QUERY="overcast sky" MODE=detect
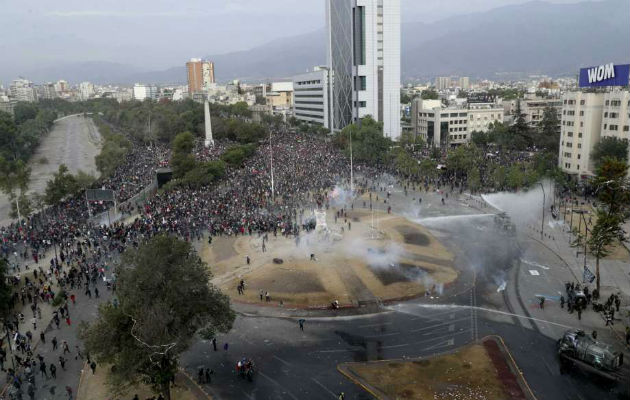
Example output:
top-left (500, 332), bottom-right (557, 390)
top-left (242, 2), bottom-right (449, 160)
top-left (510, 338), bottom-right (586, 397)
top-left (1, 0), bottom-right (597, 74)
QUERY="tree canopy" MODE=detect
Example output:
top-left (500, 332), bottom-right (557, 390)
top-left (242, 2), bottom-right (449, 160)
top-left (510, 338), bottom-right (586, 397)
top-left (80, 236), bottom-right (234, 400)
top-left (591, 137), bottom-right (629, 169)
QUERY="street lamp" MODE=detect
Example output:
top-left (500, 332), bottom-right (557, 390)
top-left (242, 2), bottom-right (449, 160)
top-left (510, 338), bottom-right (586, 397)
top-left (538, 182), bottom-right (545, 240)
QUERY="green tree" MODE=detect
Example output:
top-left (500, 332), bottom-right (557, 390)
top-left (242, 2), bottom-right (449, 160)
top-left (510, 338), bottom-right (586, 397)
top-left (0, 258), bottom-right (12, 322)
top-left (421, 89), bottom-right (438, 100)
top-left (535, 106), bottom-right (561, 150)
top-left (0, 111), bottom-right (19, 161)
top-left (593, 158), bottom-right (630, 217)
top-left (170, 132), bottom-right (196, 178)
top-left (337, 117), bottom-right (392, 165)
top-left (13, 102), bottom-right (39, 125)
top-left (419, 158), bottom-right (438, 179)
top-left (588, 212), bottom-right (626, 292)
top-left (591, 137), bottom-right (629, 169)
top-left (0, 158), bottom-right (31, 221)
top-left (44, 164), bottom-right (80, 205)
top-left (221, 144), bottom-right (257, 167)
top-left (80, 236), bottom-right (235, 400)
top-left (509, 100), bottom-right (533, 150)
top-left (181, 160), bottom-right (226, 188)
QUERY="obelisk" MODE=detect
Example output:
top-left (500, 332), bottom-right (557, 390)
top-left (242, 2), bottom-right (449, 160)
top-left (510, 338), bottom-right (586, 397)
top-left (204, 98), bottom-right (214, 148)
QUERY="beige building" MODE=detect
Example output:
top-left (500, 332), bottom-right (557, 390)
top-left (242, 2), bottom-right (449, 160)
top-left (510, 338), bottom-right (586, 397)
top-left (186, 58), bottom-right (215, 94)
top-left (558, 92), bottom-right (604, 177)
top-left (411, 99), bottom-right (503, 147)
top-left (503, 96), bottom-right (562, 126)
top-left (600, 90), bottom-right (630, 169)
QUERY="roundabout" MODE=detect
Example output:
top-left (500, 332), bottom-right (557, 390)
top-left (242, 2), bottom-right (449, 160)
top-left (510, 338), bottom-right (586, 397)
top-left (201, 208), bottom-right (458, 308)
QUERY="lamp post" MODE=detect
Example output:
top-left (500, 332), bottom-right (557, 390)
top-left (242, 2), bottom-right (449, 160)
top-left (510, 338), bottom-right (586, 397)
top-left (538, 182), bottom-right (545, 240)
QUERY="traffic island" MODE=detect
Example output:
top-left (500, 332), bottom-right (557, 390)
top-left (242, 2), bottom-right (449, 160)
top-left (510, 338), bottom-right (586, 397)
top-left (338, 336), bottom-right (535, 400)
top-left (201, 209), bottom-right (457, 309)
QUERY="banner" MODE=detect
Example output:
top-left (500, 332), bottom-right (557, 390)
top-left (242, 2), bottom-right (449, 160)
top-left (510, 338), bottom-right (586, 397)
top-left (583, 266), bottom-right (596, 283)
top-left (579, 63), bottom-right (630, 88)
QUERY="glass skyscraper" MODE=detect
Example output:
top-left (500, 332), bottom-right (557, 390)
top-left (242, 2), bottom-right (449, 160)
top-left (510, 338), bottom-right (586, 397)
top-left (326, 0), bottom-right (401, 139)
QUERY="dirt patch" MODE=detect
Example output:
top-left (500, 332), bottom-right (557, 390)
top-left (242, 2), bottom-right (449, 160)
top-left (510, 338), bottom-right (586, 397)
top-left (396, 226), bottom-right (430, 246)
top-left (368, 263), bottom-right (427, 285)
top-left (483, 339), bottom-right (527, 400)
top-left (250, 268), bottom-right (326, 293)
top-left (344, 343), bottom-right (509, 400)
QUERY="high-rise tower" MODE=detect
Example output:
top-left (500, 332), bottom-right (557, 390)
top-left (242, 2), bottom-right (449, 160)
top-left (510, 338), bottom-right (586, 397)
top-left (326, 0), bottom-right (401, 139)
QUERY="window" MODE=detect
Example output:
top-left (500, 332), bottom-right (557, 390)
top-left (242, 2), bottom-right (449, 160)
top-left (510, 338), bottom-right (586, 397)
top-left (567, 132), bottom-right (573, 137)
top-left (578, 143), bottom-right (582, 149)
top-left (624, 126), bottom-right (629, 132)
top-left (578, 132), bottom-right (582, 138)
top-left (579, 111), bottom-right (584, 116)
top-left (577, 154), bottom-right (581, 160)
top-left (604, 124), bottom-right (607, 129)
top-left (355, 76), bottom-right (367, 91)
top-left (610, 112), bottom-right (618, 118)
top-left (577, 164), bottom-right (580, 170)
top-left (605, 100), bottom-right (610, 106)
top-left (609, 125), bottom-right (618, 131)
top-left (580, 100), bottom-right (585, 105)
top-left (604, 112), bottom-right (608, 117)
top-left (580, 122), bottom-right (583, 127)
top-left (566, 142), bottom-right (573, 148)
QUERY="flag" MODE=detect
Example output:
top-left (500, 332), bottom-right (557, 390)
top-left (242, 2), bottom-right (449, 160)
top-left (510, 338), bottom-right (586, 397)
top-left (583, 266), bottom-right (595, 283)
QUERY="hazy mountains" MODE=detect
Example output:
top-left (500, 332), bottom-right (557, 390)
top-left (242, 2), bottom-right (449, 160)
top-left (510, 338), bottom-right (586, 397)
top-left (7, 0), bottom-right (628, 85)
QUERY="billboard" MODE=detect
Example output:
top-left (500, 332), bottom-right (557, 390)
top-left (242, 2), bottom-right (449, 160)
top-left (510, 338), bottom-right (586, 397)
top-left (579, 63), bottom-right (630, 88)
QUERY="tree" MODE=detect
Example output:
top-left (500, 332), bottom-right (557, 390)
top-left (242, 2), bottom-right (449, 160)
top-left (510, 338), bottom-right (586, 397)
top-left (13, 102), bottom-right (39, 125)
top-left (181, 160), bottom-right (226, 188)
top-left (421, 89), bottom-right (438, 100)
top-left (591, 137), bottom-right (629, 169)
top-left (0, 158), bottom-right (31, 221)
top-left (0, 258), bottom-right (13, 322)
top-left (44, 164), bottom-right (80, 205)
top-left (588, 212), bottom-right (626, 292)
top-left (80, 236), bottom-right (235, 400)
top-left (509, 100), bottom-right (533, 150)
top-left (221, 144), bottom-right (257, 167)
top-left (0, 111), bottom-right (19, 161)
top-left (536, 106), bottom-right (561, 151)
top-left (336, 117), bottom-right (392, 165)
top-left (170, 132), bottom-right (196, 178)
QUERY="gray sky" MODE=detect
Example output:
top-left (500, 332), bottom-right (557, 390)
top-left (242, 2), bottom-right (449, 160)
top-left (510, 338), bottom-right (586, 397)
top-left (0, 0), bottom-right (595, 74)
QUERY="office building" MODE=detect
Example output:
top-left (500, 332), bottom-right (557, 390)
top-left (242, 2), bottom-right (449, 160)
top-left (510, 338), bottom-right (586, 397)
top-left (292, 67), bottom-right (331, 128)
top-left (186, 58), bottom-right (215, 94)
top-left (326, 0), bottom-right (401, 139)
top-left (503, 96), bottom-right (563, 126)
top-left (435, 77), bottom-right (451, 91)
top-left (411, 99), bottom-right (503, 147)
top-left (0, 95), bottom-right (16, 115)
top-left (558, 92), bottom-right (604, 177)
top-left (459, 77), bottom-right (470, 90)
top-left (133, 83), bottom-right (158, 101)
top-left (79, 82), bottom-right (95, 100)
top-left (10, 79), bottom-right (37, 102)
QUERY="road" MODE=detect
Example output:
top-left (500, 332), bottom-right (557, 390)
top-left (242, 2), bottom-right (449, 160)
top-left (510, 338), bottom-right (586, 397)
top-left (179, 183), bottom-right (628, 400)
top-left (0, 114), bottom-right (101, 225)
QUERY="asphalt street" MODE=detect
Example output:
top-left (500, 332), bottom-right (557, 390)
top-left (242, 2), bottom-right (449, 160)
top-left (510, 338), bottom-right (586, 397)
top-left (179, 184), bottom-right (628, 400)
top-left (0, 114), bottom-right (101, 225)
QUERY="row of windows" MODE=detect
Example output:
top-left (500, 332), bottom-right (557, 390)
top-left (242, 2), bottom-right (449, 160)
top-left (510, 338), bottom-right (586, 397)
top-left (294, 88), bottom-right (323, 92)
top-left (602, 124), bottom-right (629, 131)
top-left (565, 132), bottom-right (583, 138)
top-left (295, 106), bottom-right (323, 112)
top-left (294, 94), bottom-right (323, 98)
top-left (449, 127), bottom-right (466, 132)
top-left (294, 101), bottom-right (323, 105)
top-left (562, 141), bottom-right (582, 149)
top-left (295, 80), bottom-right (322, 86)
top-left (295, 112), bottom-right (324, 120)
top-left (450, 134), bottom-right (468, 140)
top-left (564, 163), bottom-right (580, 170)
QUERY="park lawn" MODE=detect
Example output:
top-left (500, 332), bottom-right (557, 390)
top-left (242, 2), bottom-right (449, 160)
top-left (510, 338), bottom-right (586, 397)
top-left (346, 344), bottom-right (506, 400)
top-left (77, 365), bottom-right (197, 400)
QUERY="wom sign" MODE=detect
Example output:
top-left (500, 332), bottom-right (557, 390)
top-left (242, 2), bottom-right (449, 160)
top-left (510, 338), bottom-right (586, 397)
top-left (579, 63), bottom-right (630, 88)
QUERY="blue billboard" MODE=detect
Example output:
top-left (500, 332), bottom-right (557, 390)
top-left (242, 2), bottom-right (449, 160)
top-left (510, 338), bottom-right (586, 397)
top-left (579, 63), bottom-right (630, 88)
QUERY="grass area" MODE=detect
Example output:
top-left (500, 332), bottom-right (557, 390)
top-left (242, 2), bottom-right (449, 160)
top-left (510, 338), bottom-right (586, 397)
top-left (77, 365), bottom-right (197, 400)
top-left (345, 344), bottom-right (506, 400)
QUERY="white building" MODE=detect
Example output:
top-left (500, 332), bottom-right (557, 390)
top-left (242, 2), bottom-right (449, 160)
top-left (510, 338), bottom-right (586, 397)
top-left (9, 78), bottom-right (37, 102)
top-left (459, 77), bottom-right (470, 90)
top-left (326, 0), bottom-right (401, 139)
top-left (133, 84), bottom-right (158, 101)
top-left (435, 77), bottom-right (451, 91)
top-left (502, 96), bottom-right (563, 126)
top-left (558, 92), bottom-right (604, 177)
top-left (411, 99), bottom-right (503, 147)
top-left (79, 82), bottom-right (95, 100)
top-left (292, 67), bottom-right (331, 128)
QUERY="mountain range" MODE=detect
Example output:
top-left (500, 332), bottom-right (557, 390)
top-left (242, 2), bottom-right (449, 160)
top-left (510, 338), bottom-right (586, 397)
top-left (8, 0), bottom-right (629, 85)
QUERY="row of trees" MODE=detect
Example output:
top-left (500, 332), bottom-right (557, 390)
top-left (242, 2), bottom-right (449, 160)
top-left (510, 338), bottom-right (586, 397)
top-left (0, 104), bottom-right (57, 163)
